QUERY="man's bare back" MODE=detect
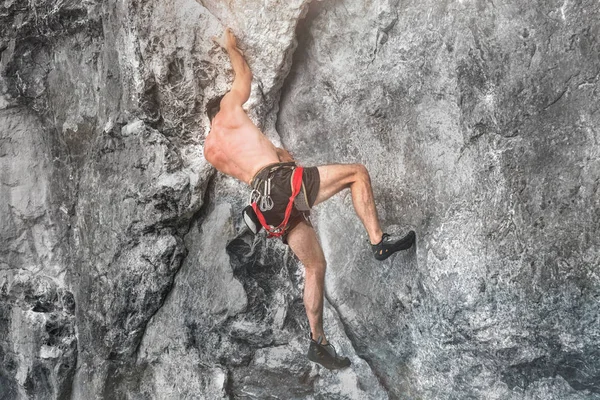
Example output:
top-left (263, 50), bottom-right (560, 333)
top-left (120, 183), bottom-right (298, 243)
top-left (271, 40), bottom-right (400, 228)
top-left (203, 29), bottom-right (283, 185)
top-left (204, 105), bottom-right (280, 184)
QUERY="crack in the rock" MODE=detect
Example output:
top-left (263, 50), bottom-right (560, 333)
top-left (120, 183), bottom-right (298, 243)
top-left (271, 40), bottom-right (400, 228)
top-left (543, 86), bottom-right (569, 111)
top-left (223, 366), bottom-right (235, 400)
top-left (272, 2), bottom-right (392, 393)
top-left (323, 293), bottom-right (391, 397)
top-left (544, 73), bottom-right (579, 111)
top-left (273, 0), bottom-right (320, 151)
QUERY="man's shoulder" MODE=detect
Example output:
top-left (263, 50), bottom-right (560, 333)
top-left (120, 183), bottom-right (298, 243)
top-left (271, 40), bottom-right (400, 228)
top-left (213, 103), bottom-right (248, 125)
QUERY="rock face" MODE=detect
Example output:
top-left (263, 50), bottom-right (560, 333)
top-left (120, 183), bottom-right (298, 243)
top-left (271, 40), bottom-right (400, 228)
top-left (1, 0), bottom-right (599, 399)
top-left (279, 1), bottom-right (600, 399)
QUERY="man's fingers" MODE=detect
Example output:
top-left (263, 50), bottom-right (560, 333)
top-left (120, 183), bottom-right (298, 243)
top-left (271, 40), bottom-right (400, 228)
top-left (211, 35), bottom-right (223, 47)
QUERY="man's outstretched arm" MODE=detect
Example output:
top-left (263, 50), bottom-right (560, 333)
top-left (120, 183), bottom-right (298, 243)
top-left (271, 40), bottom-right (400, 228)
top-left (215, 28), bottom-right (252, 107)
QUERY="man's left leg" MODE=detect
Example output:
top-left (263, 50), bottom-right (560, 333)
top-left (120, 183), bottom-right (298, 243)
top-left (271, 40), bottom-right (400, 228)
top-left (314, 164), bottom-right (415, 260)
top-left (285, 221), bottom-right (350, 369)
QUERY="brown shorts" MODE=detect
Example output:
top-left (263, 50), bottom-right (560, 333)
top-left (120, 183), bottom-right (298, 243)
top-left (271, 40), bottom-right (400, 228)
top-left (251, 163), bottom-right (320, 244)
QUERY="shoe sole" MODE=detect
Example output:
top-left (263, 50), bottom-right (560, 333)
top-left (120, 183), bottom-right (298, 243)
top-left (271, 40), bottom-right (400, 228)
top-left (307, 354), bottom-right (351, 370)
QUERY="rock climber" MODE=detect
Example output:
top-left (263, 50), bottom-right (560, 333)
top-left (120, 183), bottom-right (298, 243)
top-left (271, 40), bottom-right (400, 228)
top-left (204, 28), bottom-right (415, 370)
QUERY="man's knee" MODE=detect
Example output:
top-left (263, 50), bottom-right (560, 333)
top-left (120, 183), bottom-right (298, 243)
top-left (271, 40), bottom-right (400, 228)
top-left (304, 259), bottom-right (327, 274)
top-left (353, 163), bottom-right (370, 183)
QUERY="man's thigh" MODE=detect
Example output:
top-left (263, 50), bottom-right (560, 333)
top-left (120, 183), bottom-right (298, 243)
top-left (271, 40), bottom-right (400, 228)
top-left (286, 221), bottom-right (326, 267)
top-left (313, 164), bottom-right (362, 206)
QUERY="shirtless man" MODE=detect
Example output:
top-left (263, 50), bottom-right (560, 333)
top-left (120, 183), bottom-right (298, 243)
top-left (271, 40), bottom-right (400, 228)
top-left (204, 28), bottom-right (415, 370)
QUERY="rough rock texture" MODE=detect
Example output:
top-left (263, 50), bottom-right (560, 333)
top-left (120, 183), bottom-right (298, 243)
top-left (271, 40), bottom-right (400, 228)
top-left (279, 1), bottom-right (600, 399)
top-left (1, 0), bottom-right (599, 399)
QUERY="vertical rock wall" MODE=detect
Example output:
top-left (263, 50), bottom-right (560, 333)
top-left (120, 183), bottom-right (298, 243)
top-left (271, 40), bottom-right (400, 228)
top-left (278, 0), bottom-right (600, 399)
top-left (1, 0), bottom-right (599, 398)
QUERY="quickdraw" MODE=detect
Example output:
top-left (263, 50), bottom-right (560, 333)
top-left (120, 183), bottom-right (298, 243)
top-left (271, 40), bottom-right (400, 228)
top-left (251, 166), bottom-right (304, 238)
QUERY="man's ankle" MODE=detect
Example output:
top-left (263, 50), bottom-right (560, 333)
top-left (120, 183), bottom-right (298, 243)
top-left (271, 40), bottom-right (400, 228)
top-left (369, 231), bottom-right (384, 245)
top-left (311, 333), bottom-right (328, 345)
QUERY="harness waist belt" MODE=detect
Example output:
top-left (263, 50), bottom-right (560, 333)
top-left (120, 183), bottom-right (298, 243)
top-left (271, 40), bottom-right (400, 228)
top-left (251, 162), bottom-right (297, 189)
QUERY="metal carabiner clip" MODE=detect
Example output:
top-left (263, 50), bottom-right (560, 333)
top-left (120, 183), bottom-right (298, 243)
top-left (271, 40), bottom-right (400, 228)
top-left (250, 188), bottom-right (261, 204)
top-left (259, 178), bottom-right (274, 211)
top-left (260, 195), bottom-right (274, 211)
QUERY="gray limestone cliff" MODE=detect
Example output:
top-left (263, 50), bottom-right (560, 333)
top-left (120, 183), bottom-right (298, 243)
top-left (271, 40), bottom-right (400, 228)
top-left (1, 0), bottom-right (599, 399)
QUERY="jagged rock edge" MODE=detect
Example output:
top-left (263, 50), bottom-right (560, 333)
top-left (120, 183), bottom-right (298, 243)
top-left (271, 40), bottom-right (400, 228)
top-left (132, 168), bottom-right (218, 362)
top-left (325, 294), bottom-right (391, 396)
top-left (262, 1), bottom-right (312, 143)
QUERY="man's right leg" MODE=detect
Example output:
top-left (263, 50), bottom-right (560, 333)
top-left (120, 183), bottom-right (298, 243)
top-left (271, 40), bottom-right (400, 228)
top-left (286, 221), bottom-right (351, 370)
top-left (314, 164), bottom-right (383, 245)
top-left (285, 221), bottom-right (327, 342)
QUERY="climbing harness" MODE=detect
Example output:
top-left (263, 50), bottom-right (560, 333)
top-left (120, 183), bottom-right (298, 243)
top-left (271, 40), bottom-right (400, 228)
top-left (244, 163), bottom-right (305, 238)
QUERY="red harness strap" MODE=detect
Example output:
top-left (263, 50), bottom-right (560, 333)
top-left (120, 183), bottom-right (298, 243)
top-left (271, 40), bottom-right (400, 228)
top-left (252, 166), bottom-right (304, 238)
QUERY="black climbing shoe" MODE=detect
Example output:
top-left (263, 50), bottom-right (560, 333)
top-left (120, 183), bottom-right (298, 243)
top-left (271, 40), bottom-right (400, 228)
top-left (307, 336), bottom-right (351, 370)
top-left (372, 231), bottom-right (416, 261)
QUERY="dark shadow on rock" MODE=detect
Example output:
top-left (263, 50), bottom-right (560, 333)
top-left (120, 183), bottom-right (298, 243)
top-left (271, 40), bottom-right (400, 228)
top-left (225, 229), bottom-right (290, 342)
top-left (501, 348), bottom-right (600, 394)
top-left (224, 228), bottom-right (316, 397)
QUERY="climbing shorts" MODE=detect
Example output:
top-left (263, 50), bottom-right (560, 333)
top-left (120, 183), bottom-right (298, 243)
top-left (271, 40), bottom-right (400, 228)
top-left (250, 162), bottom-right (320, 244)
